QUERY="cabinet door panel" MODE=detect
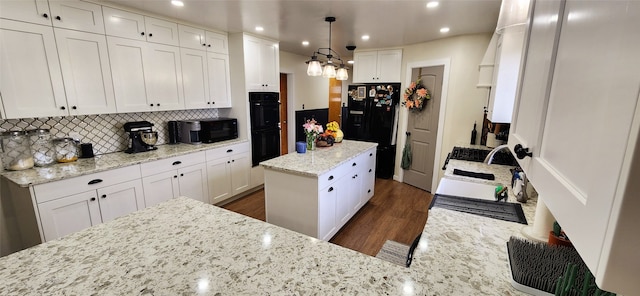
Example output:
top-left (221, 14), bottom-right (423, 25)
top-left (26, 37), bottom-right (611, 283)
top-left (243, 37), bottom-right (262, 90)
top-left (352, 51), bottom-right (378, 83)
top-left (207, 52), bottom-right (231, 108)
top-left (107, 36), bottom-right (151, 112)
top-left (38, 190), bottom-right (101, 242)
top-left (142, 171), bottom-right (179, 208)
top-left (508, 0), bottom-right (563, 172)
top-left (376, 50), bottom-right (402, 82)
top-left (0, 0), bottom-right (51, 26)
top-left (55, 29), bottom-right (116, 115)
top-left (178, 24), bottom-right (205, 50)
top-left (335, 176), bottom-right (352, 227)
top-left (97, 180), bottom-right (145, 223)
top-left (144, 16), bottom-right (178, 46)
top-left (230, 153), bottom-right (250, 195)
top-left (0, 20), bottom-right (67, 118)
top-left (48, 1), bottom-right (104, 34)
top-left (103, 7), bottom-right (145, 41)
top-left (178, 163), bottom-right (209, 204)
top-left (181, 48), bottom-right (210, 109)
top-left (318, 185), bottom-right (338, 241)
top-left (205, 31), bottom-right (227, 54)
top-left (259, 40), bottom-right (279, 91)
top-left (207, 157), bottom-right (231, 204)
top-left (146, 43), bottom-right (184, 111)
top-left (529, 0), bottom-right (640, 272)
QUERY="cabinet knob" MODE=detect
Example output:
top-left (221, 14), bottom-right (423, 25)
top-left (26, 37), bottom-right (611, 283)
top-left (55, 16), bottom-right (61, 21)
top-left (72, 106), bottom-right (77, 110)
top-left (207, 44), bottom-right (211, 47)
top-left (180, 173), bottom-right (184, 177)
top-left (202, 43), bottom-right (206, 47)
top-left (141, 32), bottom-right (145, 36)
top-left (211, 101), bottom-right (215, 105)
top-left (150, 103), bottom-right (154, 107)
top-left (352, 162), bottom-right (357, 167)
top-left (369, 153), bottom-right (373, 157)
top-left (369, 169), bottom-right (372, 173)
top-left (514, 144), bottom-right (533, 159)
top-left (148, 33), bottom-right (153, 37)
top-left (328, 175), bottom-right (334, 181)
top-left (90, 197), bottom-right (96, 201)
top-left (157, 103), bottom-right (160, 106)
top-left (207, 102), bottom-right (211, 104)
top-left (174, 175), bottom-right (178, 178)
top-left (227, 161), bottom-right (230, 164)
top-left (42, 13), bottom-right (48, 18)
top-left (231, 159), bottom-right (235, 162)
top-left (101, 194), bottom-right (106, 198)
top-left (328, 187), bottom-right (334, 192)
top-left (60, 106), bottom-right (66, 110)
top-left (368, 189), bottom-right (371, 193)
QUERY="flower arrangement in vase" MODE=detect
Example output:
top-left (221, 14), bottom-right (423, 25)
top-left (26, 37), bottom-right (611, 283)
top-left (302, 119), bottom-right (323, 150)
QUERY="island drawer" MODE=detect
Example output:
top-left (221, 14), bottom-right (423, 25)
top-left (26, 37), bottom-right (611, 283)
top-left (140, 151), bottom-right (205, 177)
top-left (33, 165), bottom-right (141, 203)
top-left (318, 161), bottom-right (352, 189)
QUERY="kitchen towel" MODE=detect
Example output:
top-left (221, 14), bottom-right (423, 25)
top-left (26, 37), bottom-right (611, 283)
top-left (401, 134), bottom-right (412, 169)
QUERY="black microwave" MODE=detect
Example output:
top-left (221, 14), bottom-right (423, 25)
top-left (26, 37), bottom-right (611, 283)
top-left (199, 118), bottom-right (238, 143)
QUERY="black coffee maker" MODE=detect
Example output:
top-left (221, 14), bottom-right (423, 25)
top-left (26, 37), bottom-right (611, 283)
top-left (124, 121), bottom-right (158, 154)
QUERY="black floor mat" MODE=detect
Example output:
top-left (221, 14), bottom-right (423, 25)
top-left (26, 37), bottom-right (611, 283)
top-left (430, 194), bottom-right (528, 224)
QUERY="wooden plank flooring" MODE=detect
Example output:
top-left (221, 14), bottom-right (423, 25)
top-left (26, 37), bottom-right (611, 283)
top-left (222, 178), bottom-right (433, 256)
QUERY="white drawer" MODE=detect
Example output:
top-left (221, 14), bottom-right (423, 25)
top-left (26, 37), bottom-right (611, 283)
top-left (140, 151), bottom-right (205, 177)
top-left (317, 161), bottom-right (351, 189)
top-left (33, 165), bottom-right (141, 203)
top-left (206, 142), bottom-right (250, 161)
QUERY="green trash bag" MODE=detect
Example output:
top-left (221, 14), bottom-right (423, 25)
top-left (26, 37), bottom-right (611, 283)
top-left (401, 134), bottom-right (412, 169)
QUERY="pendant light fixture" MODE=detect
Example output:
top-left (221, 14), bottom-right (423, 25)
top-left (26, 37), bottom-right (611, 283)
top-left (306, 17), bottom-right (349, 80)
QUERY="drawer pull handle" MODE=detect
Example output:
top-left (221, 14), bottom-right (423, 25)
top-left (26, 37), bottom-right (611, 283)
top-left (88, 179), bottom-right (103, 185)
top-left (352, 163), bottom-right (356, 167)
top-left (172, 161), bottom-right (182, 166)
top-left (328, 175), bottom-right (334, 181)
top-left (328, 187), bottom-right (334, 192)
top-left (227, 149), bottom-right (233, 153)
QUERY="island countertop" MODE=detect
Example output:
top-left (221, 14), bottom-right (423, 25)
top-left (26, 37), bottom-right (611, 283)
top-left (1, 139), bottom-right (247, 187)
top-left (259, 140), bottom-right (378, 177)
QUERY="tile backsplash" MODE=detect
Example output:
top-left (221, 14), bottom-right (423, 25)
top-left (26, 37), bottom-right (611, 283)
top-left (0, 109), bottom-right (218, 155)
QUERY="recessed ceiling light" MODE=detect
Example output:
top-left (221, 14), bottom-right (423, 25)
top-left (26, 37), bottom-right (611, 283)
top-left (440, 27), bottom-right (450, 33)
top-left (426, 1), bottom-right (439, 8)
top-left (347, 60), bottom-right (355, 64)
top-left (171, 0), bottom-right (184, 7)
top-left (302, 41), bottom-right (309, 46)
top-left (361, 35), bottom-right (370, 41)
top-left (255, 26), bottom-right (264, 32)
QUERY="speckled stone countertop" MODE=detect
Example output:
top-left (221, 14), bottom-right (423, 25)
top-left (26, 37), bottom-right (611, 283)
top-left (0, 158), bottom-right (537, 295)
top-left (259, 140), bottom-right (378, 177)
top-left (1, 139), bottom-right (247, 187)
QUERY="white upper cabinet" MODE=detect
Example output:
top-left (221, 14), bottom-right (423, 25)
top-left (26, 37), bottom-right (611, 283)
top-left (181, 48), bottom-right (210, 109)
top-left (509, 1), bottom-right (640, 293)
top-left (352, 49), bottom-right (402, 83)
top-left (107, 36), bottom-right (152, 112)
top-left (207, 52), bottom-right (231, 108)
top-left (0, 0), bottom-right (52, 26)
top-left (48, 1), bottom-right (104, 34)
top-left (146, 43), bottom-right (184, 111)
top-left (54, 28), bottom-right (116, 115)
top-left (0, 19), bottom-right (67, 118)
top-left (178, 24), bottom-right (227, 54)
top-left (243, 35), bottom-right (279, 91)
top-left (103, 7), bottom-right (179, 46)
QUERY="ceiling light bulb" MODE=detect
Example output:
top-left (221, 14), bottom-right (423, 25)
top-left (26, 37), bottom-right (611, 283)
top-left (322, 64), bottom-right (336, 78)
top-left (426, 1), bottom-right (439, 8)
top-left (171, 0), bottom-right (184, 7)
top-left (440, 27), bottom-right (450, 33)
top-left (361, 35), bottom-right (370, 41)
top-left (302, 41), bottom-right (309, 46)
top-left (255, 26), bottom-right (264, 32)
top-left (336, 67), bottom-right (349, 81)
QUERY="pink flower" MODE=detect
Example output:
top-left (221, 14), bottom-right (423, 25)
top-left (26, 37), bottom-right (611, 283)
top-left (416, 88), bottom-right (428, 98)
top-left (409, 82), bottom-right (416, 89)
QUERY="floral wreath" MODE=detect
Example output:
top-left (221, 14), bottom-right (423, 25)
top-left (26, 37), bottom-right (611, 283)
top-left (402, 79), bottom-right (430, 112)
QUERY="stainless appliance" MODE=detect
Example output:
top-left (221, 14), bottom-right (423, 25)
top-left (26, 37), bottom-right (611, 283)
top-left (200, 118), bottom-right (238, 143)
top-left (124, 121), bottom-right (158, 154)
top-left (179, 120), bottom-right (202, 145)
top-left (344, 83), bottom-right (401, 179)
top-left (249, 92), bottom-right (280, 166)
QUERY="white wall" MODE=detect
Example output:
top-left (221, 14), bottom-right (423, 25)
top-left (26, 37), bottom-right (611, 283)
top-left (279, 51), bottom-right (330, 111)
top-left (394, 33), bottom-right (492, 184)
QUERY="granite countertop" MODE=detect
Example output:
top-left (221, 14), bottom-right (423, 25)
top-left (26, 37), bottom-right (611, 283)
top-left (0, 158), bottom-right (537, 295)
top-left (259, 140), bottom-right (378, 177)
top-left (1, 139), bottom-right (247, 187)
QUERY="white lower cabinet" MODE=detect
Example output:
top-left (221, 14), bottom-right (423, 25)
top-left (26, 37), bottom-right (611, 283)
top-left (206, 143), bottom-right (251, 204)
top-left (140, 152), bottom-right (209, 205)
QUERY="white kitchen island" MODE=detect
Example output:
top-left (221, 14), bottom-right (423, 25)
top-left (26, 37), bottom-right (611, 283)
top-left (260, 140), bottom-right (378, 241)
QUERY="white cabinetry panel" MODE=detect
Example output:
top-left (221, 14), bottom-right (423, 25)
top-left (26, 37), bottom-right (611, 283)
top-left (146, 43), bottom-right (183, 111)
top-left (103, 7), bottom-right (145, 41)
top-left (207, 52), bottom-right (231, 108)
top-left (142, 170), bottom-right (179, 208)
top-left (48, 1), bottom-right (104, 34)
top-left (144, 16), bottom-right (178, 46)
top-left (181, 48), bottom-right (210, 109)
top-left (0, 0), bottom-right (52, 26)
top-left (54, 28), bottom-right (116, 115)
top-left (107, 36), bottom-right (151, 112)
top-left (96, 179), bottom-right (145, 223)
top-left (38, 190), bottom-right (101, 241)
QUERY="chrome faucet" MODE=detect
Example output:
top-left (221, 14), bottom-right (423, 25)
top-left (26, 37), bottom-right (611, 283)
top-left (483, 144), bottom-right (510, 164)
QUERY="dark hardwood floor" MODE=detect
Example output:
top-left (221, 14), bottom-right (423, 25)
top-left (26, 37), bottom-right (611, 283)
top-left (222, 178), bottom-right (433, 256)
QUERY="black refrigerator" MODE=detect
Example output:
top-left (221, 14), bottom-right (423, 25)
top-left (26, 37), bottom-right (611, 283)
top-left (249, 92), bottom-right (280, 166)
top-left (344, 83), bottom-right (400, 179)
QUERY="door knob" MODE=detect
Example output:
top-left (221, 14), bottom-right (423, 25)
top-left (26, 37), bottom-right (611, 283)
top-left (514, 144), bottom-right (533, 159)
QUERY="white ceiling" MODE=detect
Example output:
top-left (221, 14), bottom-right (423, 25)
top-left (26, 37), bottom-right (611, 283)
top-left (100, 0), bottom-right (501, 61)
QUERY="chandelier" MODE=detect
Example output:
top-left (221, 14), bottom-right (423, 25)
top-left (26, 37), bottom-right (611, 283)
top-left (306, 17), bottom-right (349, 80)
